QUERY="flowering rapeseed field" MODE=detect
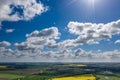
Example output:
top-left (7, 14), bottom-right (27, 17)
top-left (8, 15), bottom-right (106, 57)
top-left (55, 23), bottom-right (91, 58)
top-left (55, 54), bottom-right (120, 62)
top-left (52, 74), bottom-right (96, 80)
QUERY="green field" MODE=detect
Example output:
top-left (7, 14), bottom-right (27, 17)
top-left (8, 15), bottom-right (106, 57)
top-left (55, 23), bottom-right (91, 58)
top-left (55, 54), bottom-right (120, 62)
top-left (0, 63), bottom-right (120, 80)
top-left (97, 74), bottom-right (120, 80)
top-left (0, 72), bottom-right (52, 80)
top-left (0, 72), bottom-right (24, 80)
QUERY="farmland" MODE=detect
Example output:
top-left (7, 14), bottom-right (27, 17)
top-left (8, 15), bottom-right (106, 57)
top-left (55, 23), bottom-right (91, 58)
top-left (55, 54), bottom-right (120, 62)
top-left (0, 72), bottom-right (24, 80)
top-left (0, 66), bottom-right (7, 69)
top-left (52, 74), bottom-right (96, 80)
top-left (67, 64), bottom-right (87, 67)
top-left (0, 66), bottom-right (8, 70)
top-left (0, 62), bottom-right (120, 80)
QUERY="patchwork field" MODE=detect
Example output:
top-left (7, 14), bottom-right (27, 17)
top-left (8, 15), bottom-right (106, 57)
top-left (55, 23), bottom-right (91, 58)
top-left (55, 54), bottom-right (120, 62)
top-left (52, 74), bottom-right (96, 80)
top-left (67, 64), bottom-right (87, 67)
top-left (0, 66), bottom-right (8, 70)
top-left (0, 72), bottom-right (24, 80)
top-left (0, 63), bottom-right (119, 80)
top-left (0, 66), bottom-right (7, 69)
top-left (97, 74), bottom-right (120, 80)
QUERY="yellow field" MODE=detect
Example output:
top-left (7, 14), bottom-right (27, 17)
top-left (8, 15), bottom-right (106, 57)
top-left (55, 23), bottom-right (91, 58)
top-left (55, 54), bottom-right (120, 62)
top-left (0, 66), bottom-right (8, 69)
top-left (67, 64), bottom-right (86, 67)
top-left (52, 74), bottom-right (96, 80)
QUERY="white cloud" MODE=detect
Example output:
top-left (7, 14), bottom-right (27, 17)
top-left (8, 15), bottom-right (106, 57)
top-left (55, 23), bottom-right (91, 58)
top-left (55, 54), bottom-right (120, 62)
top-left (1, 19), bottom-right (120, 62)
top-left (73, 48), bottom-right (120, 60)
top-left (26, 27), bottom-right (60, 39)
top-left (1, 46), bottom-right (120, 62)
top-left (48, 39), bottom-right (77, 49)
top-left (15, 27), bottom-right (60, 51)
top-left (0, 0), bottom-right (47, 28)
top-left (0, 41), bottom-right (13, 58)
top-left (115, 40), bottom-right (120, 44)
top-left (0, 41), bottom-right (11, 47)
top-left (40, 20), bottom-right (120, 49)
top-left (6, 29), bottom-right (15, 33)
top-left (14, 42), bottom-right (36, 51)
top-left (67, 19), bottom-right (120, 45)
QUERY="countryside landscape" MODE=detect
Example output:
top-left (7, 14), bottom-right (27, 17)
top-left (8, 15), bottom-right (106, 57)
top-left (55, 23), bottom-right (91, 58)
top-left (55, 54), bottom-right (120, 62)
top-left (0, 62), bottom-right (120, 80)
top-left (0, 0), bottom-right (120, 80)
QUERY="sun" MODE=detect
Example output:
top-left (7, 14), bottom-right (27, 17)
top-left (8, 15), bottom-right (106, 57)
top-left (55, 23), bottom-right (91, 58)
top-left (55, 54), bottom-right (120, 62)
top-left (88, 0), bottom-right (96, 8)
top-left (88, 0), bottom-right (100, 6)
top-left (89, 0), bottom-right (95, 4)
top-left (68, 0), bottom-right (101, 10)
top-left (84, 0), bottom-right (101, 10)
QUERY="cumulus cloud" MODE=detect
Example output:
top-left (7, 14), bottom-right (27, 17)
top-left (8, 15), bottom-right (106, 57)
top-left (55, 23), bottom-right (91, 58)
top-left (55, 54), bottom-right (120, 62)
top-left (0, 0), bottom-right (47, 28)
top-left (1, 19), bottom-right (120, 62)
top-left (14, 27), bottom-right (60, 51)
top-left (41, 20), bottom-right (120, 49)
top-left (0, 41), bottom-right (11, 47)
top-left (14, 42), bottom-right (36, 51)
top-left (1, 46), bottom-right (120, 62)
top-left (0, 41), bottom-right (13, 59)
top-left (6, 29), bottom-right (15, 33)
top-left (48, 39), bottom-right (76, 49)
top-left (26, 27), bottom-right (60, 39)
top-left (115, 40), bottom-right (120, 44)
top-left (67, 19), bottom-right (120, 45)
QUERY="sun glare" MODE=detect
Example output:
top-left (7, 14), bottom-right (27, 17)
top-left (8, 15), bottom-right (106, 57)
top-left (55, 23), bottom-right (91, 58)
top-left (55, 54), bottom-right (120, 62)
top-left (87, 0), bottom-right (96, 8)
top-left (88, 0), bottom-right (100, 6)
top-left (84, 0), bottom-right (101, 10)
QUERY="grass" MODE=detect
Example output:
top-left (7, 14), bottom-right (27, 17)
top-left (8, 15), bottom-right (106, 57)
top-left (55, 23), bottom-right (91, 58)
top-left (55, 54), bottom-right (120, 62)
top-left (0, 72), bottom-right (24, 80)
top-left (97, 74), bottom-right (120, 80)
top-left (17, 75), bottom-right (51, 80)
top-left (52, 74), bottom-right (96, 80)
top-left (0, 72), bottom-right (52, 80)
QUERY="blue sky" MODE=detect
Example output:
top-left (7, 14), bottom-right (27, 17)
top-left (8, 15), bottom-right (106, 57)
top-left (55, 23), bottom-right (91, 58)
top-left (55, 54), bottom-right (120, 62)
top-left (0, 0), bottom-right (120, 62)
